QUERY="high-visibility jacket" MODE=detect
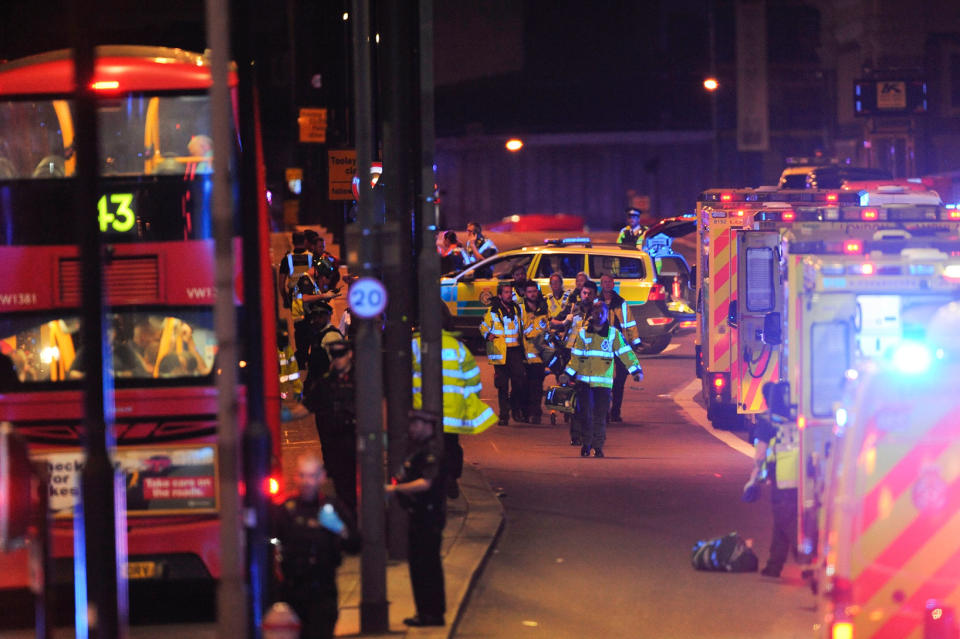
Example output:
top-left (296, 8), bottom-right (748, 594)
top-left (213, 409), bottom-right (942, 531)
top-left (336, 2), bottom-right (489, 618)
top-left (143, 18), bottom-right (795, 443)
top-left (520, 303), bottom-right (549, 364)
top-left (602, 290), bottom-right (641, 347)
top-left (278, 344), bottom-right (303, 398)
top-left (565, 325), bottom-right (642, 388)
top-left (616, 224), bottom-right (645, 247)
top-left (412, 330), bottom-right (497, 435)
top-left (291, 273), bottom-right (321, 321)
top-left (762, 417), bottom-right (798, 489)
top-left (480, 302), bottom-right (523, 363)
top-left (545, 289), bottom-right (572, 320)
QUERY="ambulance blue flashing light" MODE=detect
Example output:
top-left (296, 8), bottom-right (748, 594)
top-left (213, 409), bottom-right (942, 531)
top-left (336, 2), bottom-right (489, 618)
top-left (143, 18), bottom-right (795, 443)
top-left (891, 341), bottom-right (934, 375)
top-left (545, 237), bottom-right (591, 246)
top-left (835, 407), bottom-right (848, 429)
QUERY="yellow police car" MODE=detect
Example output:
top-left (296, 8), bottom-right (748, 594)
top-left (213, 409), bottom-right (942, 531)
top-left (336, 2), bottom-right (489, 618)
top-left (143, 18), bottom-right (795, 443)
top-left (441, 237), bottom-right (689, 354)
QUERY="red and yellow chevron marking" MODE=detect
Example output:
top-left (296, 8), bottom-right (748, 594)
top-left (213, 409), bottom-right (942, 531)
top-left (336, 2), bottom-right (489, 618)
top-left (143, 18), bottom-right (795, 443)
top-left (708, 222), bottom-right (735, 372)
top-left (846, 399), bottom-right (960, 638)
top-left (738, 348), bottom-right (780, 413)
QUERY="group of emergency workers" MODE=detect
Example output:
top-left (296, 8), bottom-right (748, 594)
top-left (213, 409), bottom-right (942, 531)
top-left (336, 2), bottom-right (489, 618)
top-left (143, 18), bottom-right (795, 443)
top-left (480, 260), bottom-right (645, 457)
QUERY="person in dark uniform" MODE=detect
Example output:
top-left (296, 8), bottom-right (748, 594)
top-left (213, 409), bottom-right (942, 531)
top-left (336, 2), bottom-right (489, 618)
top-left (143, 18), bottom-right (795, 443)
top-left (308, 339), bottom-right (357, 514)
top-left (385, 409), bottom-right (447, 627)
top-left (272, 453), bottom-right (360, 639)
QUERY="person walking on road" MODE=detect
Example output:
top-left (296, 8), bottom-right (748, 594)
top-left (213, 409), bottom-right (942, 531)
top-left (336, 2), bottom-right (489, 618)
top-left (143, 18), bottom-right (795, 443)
top-left (563, 301), bottom-right (643, 457)
top-left (481, 282), bottom-right (527, 425)
top-left (599, 273), bottom-right (641, 422)
top-left (386, 409), bottom-right (448, 628)
top-left (272, 453), bottom-right (360, 639)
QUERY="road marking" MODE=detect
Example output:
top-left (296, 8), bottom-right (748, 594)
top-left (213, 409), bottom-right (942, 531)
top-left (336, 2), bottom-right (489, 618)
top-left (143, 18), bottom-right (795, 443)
top-left (672, 379), bottom-right (753, 457)
top-left (664, 343), bottom-right (680, 354)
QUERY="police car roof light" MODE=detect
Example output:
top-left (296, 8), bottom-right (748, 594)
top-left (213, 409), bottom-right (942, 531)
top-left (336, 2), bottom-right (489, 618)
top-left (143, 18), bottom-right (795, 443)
top-left (544, 237), bottom-right (591, 246)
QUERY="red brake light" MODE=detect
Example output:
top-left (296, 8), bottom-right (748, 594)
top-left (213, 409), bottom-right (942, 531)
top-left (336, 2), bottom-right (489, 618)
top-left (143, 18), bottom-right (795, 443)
top-left (826, 192), bottom-right (839, 203)
top-left (265, 476), bottom-right (281, 496)
top-left (647, 284), bottom-right (667, 301)
top-left (91, 80), bottom-right (120, 91)
top-left (781, 210), bottom-right (795, 222)
top-left (861, 208), bottom-right (878, 220)
top-left (949, 210), bottom-right (960, 220)
top-left (843, 239), bottom-right (863, 254)
top-left (712, 374), bottom-right (725, 390)
top-left (720, 193), bottom-right (732, 202)
top-left (736, 209), bottom-right (745, 217)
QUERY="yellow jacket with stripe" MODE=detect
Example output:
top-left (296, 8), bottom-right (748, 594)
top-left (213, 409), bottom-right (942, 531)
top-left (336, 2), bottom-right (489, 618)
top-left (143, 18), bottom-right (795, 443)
top-left (278, 343), bottom-right (303, 397)
top-left (480, 301), bottom-right (523, 363)
top-left (412, 330), bottom-right (497, 435)
top-left (602, 290), bottom-right (641, 347)
top-left (545, 289), bottom-right (572, 320)
top-left (520, 302), bottom-right (549, 364)
top-left (565, 325), bottom-right (642, 388)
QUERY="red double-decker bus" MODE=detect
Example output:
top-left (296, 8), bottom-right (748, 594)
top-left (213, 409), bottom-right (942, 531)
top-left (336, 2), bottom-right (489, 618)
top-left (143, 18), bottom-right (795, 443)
top-left (0, 46), bottom-right (280, 590)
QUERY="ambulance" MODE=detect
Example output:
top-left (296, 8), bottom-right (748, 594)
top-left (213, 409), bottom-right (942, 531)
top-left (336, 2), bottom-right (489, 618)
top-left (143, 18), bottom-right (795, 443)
top-left (694, 188), bottom-right (861, 427)
top-left (817, 301), bottom-right (960, 639)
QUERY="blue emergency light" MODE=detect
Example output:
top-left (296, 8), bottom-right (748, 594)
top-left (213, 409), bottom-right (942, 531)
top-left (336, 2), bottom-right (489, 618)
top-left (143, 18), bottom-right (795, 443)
top-left (891, 340), bottom-right (934, 375)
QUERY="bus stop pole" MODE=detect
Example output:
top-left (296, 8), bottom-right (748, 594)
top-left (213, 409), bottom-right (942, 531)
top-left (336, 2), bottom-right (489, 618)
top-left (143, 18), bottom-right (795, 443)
top-left (350, 0), bottom-right (390, 631)
top-left (71, 4), bottom-right (127, 637)
top-left (205, 1), bottom-right (248, 638)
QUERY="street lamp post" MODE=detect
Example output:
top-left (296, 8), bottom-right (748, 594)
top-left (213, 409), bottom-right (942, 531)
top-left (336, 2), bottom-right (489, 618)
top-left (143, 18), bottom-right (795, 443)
top-left (704, 77), bottom-right (719, 185)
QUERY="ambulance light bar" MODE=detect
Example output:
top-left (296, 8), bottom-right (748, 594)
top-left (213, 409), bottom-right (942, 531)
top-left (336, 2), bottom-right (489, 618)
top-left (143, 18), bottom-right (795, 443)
top-left (753, 205), bottom-right (950, 223)
top-left (698, 190), bottom-right (860, 204)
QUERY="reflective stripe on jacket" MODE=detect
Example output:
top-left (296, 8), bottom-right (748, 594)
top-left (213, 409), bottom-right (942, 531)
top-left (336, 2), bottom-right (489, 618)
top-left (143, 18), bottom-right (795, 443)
top-left (564, 325), bottom-right (642, 388)
top-left (412, 330), bottom-right (497, 434)
top-left (480, 304), bottom-right (522, 363)
top-left (521, 305), bottom-right (549, 364)
top-left (604, 291), bottom-right (640, 347)
top-left (546, 289), bottom-right (571, 320)
top-left (764, 419), bottom-right (799, 489)
top-left (278, 344), bottom-right (303, 397)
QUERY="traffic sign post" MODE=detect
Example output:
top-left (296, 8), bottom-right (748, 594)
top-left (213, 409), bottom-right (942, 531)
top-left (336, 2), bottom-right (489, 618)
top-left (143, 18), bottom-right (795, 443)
top-left (349, 277), bottom-right (388, 319)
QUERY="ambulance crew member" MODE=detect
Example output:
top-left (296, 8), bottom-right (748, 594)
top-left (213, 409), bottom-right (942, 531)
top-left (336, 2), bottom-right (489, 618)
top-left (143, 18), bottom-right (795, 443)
top-left (520, 280), bottom-right (549, 424)
top-left (563, 280), bottom-right (599, 446)
top-left (480, 282), bottom-right (527, 425)
top-left (599, 273), bottom-right (640, 422)
top-left (563, 300), bottom-right (642, 458)
top-left (411, 321), bottom-right (497, 499)
top-left (617, 208), bottom-right (646, 247)
top-left (742, 383), bottom-right (798, 578)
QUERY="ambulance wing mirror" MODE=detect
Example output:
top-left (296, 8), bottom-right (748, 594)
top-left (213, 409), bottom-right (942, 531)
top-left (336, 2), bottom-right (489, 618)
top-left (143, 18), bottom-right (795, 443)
top-left (762, 312), bottom-right (782, 345)
top-left (763, 382), bottom-right (793, 420)
top-left (727, 300), bottom-right (738, 328)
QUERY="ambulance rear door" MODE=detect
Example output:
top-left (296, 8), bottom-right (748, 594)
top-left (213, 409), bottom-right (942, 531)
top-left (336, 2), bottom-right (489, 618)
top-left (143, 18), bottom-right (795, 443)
top-left (734, 230), bottom-right (783, 417)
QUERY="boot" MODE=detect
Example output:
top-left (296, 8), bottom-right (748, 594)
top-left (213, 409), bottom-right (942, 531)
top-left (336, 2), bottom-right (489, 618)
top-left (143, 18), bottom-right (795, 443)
top-left (593, 448), bottom-right (604, 458)
top-left (580, 446), bottom-right (591, 457)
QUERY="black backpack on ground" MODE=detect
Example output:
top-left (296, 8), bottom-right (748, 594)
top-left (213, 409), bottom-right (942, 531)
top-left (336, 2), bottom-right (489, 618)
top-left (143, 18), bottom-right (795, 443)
top-left (691, 532), bottom-right (758, 573)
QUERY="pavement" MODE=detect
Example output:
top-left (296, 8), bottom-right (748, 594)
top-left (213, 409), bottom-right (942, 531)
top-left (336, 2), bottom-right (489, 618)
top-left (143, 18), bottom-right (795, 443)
top-left (279, 406), bottom-right (505, 639)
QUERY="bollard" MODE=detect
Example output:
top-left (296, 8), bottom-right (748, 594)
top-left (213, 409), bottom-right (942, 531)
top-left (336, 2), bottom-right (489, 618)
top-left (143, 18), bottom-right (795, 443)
top-left (263, 602), bottom-right (301, 639)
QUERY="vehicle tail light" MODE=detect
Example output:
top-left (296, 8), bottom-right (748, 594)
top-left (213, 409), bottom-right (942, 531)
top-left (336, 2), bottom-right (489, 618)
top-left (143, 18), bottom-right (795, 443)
top-left (782, 210), bottom-right (796, 222)
top-left (843, 240), bottom-right (863, 255)
top-left (830, 621), bottom-right (853, 639)
top-left (647, 284), bottom-right (667, 301)
top-left (264, 475), bottom-right (281, 497)
top-left (679, 320), bottom-right (696, 328)
top-left (646, 317), bottom-right (672, 326)
top-left (672, 279), bottom-right (681, 299)
top-left (826, 192), bottom-right (839, 203)
top-left (861, 208), bottom-right (878, 220)
top-left (948, 210), bottom-right (960, 220)
top-left (720, 193), bottom-right (732, 202)
top-left (711, 374), bottom-right (726, 393)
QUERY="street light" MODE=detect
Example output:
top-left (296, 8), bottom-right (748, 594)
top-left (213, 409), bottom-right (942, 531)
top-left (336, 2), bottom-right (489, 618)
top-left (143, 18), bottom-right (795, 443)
top-left (505, 138), bottom-right (523, 152)
top-left (703, 77), bottom-right (719, 92)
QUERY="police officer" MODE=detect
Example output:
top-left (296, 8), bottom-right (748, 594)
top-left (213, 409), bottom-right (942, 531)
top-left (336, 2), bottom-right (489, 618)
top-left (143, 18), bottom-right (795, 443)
top-left (272, 454), bottom-right (360, 639)
top-left (743, 383), bottom-right (799, 578)
top-left (385, 410), bottom-right (448, 628)
top-left (309, 339), bottom-right (357, 514)
top-left (481, 282), bottom-right (527, 425)
top-left (301, 302), bottom-right (343, 409)
top-left (617, 208), bottom-right (647, 247)
top-left (520, 280), bottom-right (549, 424)
top-left (278, 230), bottom-right (315, 310)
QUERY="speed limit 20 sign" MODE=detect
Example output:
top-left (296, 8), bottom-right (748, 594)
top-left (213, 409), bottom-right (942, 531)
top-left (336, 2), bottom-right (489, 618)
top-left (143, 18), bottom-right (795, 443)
top-left (348, 277), bottom-right (388, 318)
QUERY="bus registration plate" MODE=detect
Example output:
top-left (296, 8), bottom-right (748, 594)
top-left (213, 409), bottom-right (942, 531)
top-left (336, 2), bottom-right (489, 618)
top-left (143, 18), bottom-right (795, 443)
top-left (127, 561), bottom-right (157, 579)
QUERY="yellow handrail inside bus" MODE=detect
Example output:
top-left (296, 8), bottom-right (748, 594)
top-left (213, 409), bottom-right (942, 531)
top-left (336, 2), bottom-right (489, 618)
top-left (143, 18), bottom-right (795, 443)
top-left (52, 100), bottom-right (75, 177)
top-left (144, 96), bottom-right (160, 175)
top-left (152, 317), bottom-right (177, 377)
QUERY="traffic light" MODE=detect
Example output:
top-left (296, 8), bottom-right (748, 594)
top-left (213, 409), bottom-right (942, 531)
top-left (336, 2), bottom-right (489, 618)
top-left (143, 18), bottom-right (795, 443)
top-left (0, 421), bottom-right (34, 551)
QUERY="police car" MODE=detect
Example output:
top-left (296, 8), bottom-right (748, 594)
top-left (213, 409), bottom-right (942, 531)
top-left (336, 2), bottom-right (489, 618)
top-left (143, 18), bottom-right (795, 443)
top-left (441, 237), bottom-right (689, 354)
top-left (640, 215), bottom-right (697, 330)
